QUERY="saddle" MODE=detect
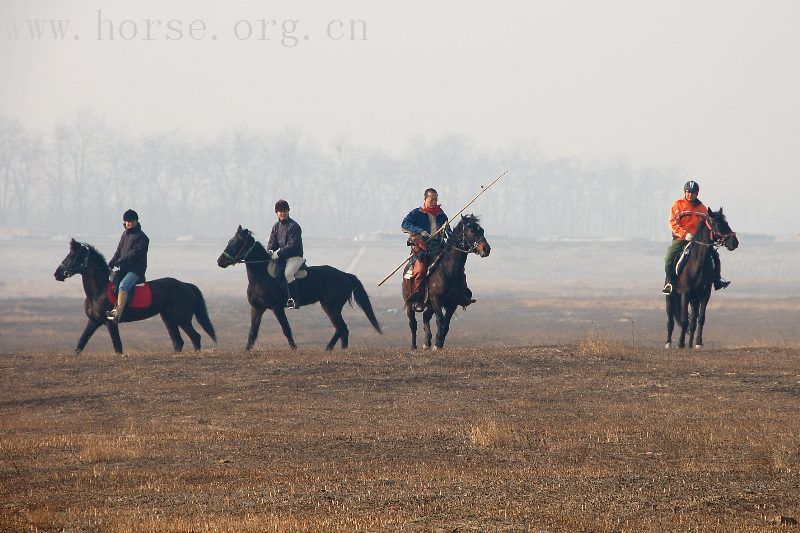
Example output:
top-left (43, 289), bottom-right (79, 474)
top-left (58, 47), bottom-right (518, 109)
top-left (675, 242), bottom-right (716, 277)
top-left (267, 259), bottom-right (308, 280)
top-left (106, 282), bottom-right (152, 308)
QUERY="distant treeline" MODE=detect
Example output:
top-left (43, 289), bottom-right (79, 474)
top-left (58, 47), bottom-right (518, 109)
top-left (0, 112), bottom-right (679, 239)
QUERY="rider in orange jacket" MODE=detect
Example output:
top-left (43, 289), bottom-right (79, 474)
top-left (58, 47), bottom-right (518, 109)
top-left (662, 180), bottom-right (731, 294)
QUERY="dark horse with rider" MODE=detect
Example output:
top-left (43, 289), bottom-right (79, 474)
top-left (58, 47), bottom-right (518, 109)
top-left (663, 181), bottom-right (739, 348)
top-left (400, 188), bottom-right (491, 350)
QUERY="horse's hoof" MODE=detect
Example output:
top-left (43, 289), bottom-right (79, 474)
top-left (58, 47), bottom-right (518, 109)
top-left (694, 344), bottom-right (702, 349)
top-left (289, 344), bottom-right (297, 350)
top-left (664, 343), bottom-right (671, 349)
top-left (431, 346), bottom-right (439, 352)
top-left (422, 344), bottom-right (430, 351)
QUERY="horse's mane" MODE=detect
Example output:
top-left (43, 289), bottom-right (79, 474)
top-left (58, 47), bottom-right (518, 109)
top-left (453, 214), bottom-right (481, 231)
top-left (85, 243), bottom-right (108, 264)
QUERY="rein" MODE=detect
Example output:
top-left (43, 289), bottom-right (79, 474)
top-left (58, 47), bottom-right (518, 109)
top-left (60, 244), bottom-right (107, 278)
top-left (223, 238), bottom-right (271, 265)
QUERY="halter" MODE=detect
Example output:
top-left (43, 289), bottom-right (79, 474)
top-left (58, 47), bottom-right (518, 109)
top-left (59, 243), bottom-right (95, 278)
top-left (222, 235), bottom-right (261, 265)
top-left (705, 217), bottom-right (737, 247)
top-left (447, 224), bottom-right (484, 255)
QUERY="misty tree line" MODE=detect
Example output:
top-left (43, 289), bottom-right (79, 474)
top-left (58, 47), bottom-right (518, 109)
top-left (0, 112), bottom-right (678, 240)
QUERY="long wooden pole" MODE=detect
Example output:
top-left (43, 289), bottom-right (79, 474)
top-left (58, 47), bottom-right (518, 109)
top-left (377, 170), bottom-right (508, 287)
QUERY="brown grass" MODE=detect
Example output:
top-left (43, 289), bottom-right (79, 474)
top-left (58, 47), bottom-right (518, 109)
top-left (577, 331), bottom-right (634, 358)
top-left (1, 345), bottom-right (799, 531)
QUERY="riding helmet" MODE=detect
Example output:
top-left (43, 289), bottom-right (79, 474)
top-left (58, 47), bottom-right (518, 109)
top-left (275, 199), bottom-right (290, 212)
top-left (123, 209), bottom-right (139, 221)
top-left (683, 180), bottom-right (700, 193)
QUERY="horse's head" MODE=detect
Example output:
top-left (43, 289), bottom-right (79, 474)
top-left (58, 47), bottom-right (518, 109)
top-left (454, 214), bottom-right (491, 258)
top-left (54, 239), bottom-right (101, 281)
top-left (708, 207), bottom-right (739, 251)
top-left (218, 225), bottom-right (256, 268)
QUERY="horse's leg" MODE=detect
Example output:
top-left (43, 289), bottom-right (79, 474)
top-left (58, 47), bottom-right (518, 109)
top-left (76, 318), bottom-right (102, 354)
top-left (422, 307), bottom-right (435, 350)
top-left (321, 303), bottom-right (348, 351)
top-left (179, 320), bottom-right (202, 351)
top-left (695, 289), bottom-right (711, 347)
top-left (247, 306), bottom-right (266, 351)
top-left (105, 321), bottom-right (123, 354)
top-left (160, 314), bottom-right (184, 352)
top-left (436, 305), bottom-right (457, 349)
top-left (678, 293), bottom-right (689, 349)
top-left (272, 308), bottom-right (297, 349)
top-left (431, 305), bottom-right (446, 351)
top-left (665, 295), bottom-right (675, 348)
top-left (406, 306), bottom-right (418, 350)
top-left (687, 299), bottom-right (699, 348)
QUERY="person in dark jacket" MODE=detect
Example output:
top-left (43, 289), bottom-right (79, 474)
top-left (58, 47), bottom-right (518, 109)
top-left (267, 199), bottom-right (304, 309)
top-left (402, 188), bottom-right (474, 312)
top-left (107, 209), bottom-right (149, 322)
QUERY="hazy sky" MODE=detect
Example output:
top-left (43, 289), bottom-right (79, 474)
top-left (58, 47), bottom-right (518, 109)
top-left (2, 0), bottom-right (798, 234)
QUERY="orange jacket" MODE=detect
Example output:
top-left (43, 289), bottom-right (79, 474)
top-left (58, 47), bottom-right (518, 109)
top-left (669, 198), bottom-right (708, 239)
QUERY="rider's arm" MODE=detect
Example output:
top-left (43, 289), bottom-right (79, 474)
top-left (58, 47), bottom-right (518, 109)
top-left (401, 209), bottom-right (425, 235)
top-left (266, 223), bottom-right (279, 252)
top-left (108, 235), bottom-right (124, 267)
top-left (669, 202), bottom-right (687, 239)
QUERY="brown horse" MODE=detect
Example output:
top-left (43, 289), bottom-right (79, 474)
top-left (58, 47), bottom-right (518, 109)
top-left (54, 239), bottom-right (216, 354)
top-left (217, 226), bottom-right (381, 351)
top-left (665, 208), bottom-right (739, 349)
top-left (402, 215), bottom-right (490, 350)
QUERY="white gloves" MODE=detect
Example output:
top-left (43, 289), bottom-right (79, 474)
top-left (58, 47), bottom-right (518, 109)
top-left (267, 249), bottom-right (277, 259)
top-left (420, 231), bottom-right (430, 239)
top-left (685, 233), bottom-right (694, 241)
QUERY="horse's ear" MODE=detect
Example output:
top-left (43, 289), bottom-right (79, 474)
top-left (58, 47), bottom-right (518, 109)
top-left (461, 214), bottom-right (466, 220)
top-left (237, 224), bottom-right (242, 232)
top-left (70, 238), bottom-right (79, 250)
top-left (719, 207), bottom-right (723, 214)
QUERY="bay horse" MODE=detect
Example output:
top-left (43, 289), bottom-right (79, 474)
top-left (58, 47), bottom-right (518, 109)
top-left (665, 208), bottom-right (739, 349)
top-left (402, 214), bottom-right (490, 350)
top-left (217, 226), bottom-right (381, 351)
top-left (54, 239), bottom-right (216, 354)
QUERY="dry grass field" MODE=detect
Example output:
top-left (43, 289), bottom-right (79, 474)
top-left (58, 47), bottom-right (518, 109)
top-left (2, 237), bottom-right (799, 530)
top-left (2, 339), bottom-right (798, 531)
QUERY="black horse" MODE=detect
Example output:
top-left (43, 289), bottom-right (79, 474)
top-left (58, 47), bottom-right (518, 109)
top-left (666, 208), bottom-right (739, 349)
top-left (54, 239), bottom-right (216, 354)
top-left (217, 226), bottom-right (381, 350)
top-left (402, 214), bottom-right (490, 350)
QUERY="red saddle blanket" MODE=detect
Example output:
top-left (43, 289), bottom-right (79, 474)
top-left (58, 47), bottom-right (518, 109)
top-left (106, 282), bottom-right (153, 308)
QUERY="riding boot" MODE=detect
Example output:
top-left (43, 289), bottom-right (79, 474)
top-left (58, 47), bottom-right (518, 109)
top-left (710, 248), bottom-right (731, 290)
top-left (662, 270), bottom-right (677, 295)
top-left (459, 272), bottom-right (476, 307)
top-left (286, 281), bottom-right (299, 309)
top-left (107, 290), bottom-right (128, 322)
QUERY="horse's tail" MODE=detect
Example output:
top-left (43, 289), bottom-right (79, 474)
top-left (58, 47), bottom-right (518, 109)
top-left (347, 273), bottom-right (382, 334)
top-left (190, 284), bottom-right (217, 342)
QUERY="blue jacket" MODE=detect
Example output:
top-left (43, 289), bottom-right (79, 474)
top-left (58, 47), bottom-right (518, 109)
top-left (401, 208), bottom-right (449, 237)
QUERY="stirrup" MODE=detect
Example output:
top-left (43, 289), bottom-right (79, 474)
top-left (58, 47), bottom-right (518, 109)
top-left (286, 298), bottom-right (299, 310)
top-left (662, 283), bottom-right (673, 295)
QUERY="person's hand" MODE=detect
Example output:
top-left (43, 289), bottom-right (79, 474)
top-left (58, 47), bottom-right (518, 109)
top-left (267, 250), bottom-right (275, 259)
top-left (685, 233), bottom-right (694, 241)
top-left (420, 231), bottom-right (430, 239)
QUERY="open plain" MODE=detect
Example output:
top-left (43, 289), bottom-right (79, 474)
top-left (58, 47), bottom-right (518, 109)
top-left (1, 237), bottom-right (799, 531)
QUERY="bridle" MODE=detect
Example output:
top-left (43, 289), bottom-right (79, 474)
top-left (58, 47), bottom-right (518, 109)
top-left (221, 233), bottom-right (263, 265)
top-left (59, 243), bottom-right (94, 278)
top-left (448, 223), bottom-right (485, 255)
top-left (705, 217), bottom-right (737, 248)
